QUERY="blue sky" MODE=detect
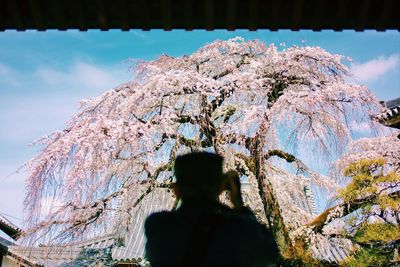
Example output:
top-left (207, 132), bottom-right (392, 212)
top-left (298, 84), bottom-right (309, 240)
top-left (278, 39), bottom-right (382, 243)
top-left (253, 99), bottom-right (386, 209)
top-left (0, 30), bottom-right (399, 229)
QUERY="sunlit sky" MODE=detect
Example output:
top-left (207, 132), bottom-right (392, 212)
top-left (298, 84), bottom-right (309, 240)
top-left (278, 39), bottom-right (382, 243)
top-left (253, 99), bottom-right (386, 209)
top-left (0, 30), bottom-right (399, 229)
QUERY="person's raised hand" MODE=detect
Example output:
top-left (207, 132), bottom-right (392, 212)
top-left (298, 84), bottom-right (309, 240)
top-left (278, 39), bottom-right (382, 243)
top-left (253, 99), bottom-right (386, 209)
top-left (223, 170), bottom-right (244, 210)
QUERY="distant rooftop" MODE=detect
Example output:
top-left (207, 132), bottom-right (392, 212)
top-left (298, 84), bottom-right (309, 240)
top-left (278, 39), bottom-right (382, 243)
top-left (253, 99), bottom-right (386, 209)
top-left (0, 214), bottom-right (22, 240)
top-left (385, 97), bottom-right (400, 109)
top-left (379, 97), bottom-right (400, 129)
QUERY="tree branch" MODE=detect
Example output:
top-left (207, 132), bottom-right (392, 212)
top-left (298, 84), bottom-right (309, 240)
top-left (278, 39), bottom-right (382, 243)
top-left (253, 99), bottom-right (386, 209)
top-left (212, 53), bottom-right (250, 80)
top-left (265, 149), bottom-right (309, 173)
top-left (307, 190), bottom-right (400, 233)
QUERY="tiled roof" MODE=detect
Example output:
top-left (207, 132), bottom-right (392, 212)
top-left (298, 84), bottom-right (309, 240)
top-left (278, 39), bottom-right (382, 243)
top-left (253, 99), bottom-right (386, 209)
top-left (9, 246), bottom-right (81, 266)
top-left (379, 97), bottom-right (400, 129)
top-left (1, 237), bottom-right (39, 266)
top-left (0, 214), bottom-right (22, 240)
top-left (0, 236), bottom-right (14, 254)
top-left (386, 97), bottom-right (400, 109)
top-left (112, 188), bottom-right (175, 261)
top-left (9, 188), bottom-right (175, 266)
top-left (310, 235), bottom-right (354, 263)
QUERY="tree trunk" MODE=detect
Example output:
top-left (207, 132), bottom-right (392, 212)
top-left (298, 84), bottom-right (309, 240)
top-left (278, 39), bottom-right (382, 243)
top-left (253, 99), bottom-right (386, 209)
top-left (251, 136), bottom-right (293, 255)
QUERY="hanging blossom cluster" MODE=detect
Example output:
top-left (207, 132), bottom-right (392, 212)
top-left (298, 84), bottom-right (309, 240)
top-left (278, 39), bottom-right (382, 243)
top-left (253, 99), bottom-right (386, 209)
top-left (335, 132), bottom-right (400, 175)
top-left (23, 37), bottom-right (383, 245)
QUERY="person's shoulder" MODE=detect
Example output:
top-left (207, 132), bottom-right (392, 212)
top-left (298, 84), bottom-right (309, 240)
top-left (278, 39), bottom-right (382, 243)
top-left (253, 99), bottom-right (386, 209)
top-left (236, 206), bottom-right (258, 217)
top-left (224, 207), bottom-right (271, 236)
top-left (144, 211), bottom-right (174, 232)
top-left (145, 210), bottom-right (173, 223)
top-left (224, 206), bottom-right (259, 223)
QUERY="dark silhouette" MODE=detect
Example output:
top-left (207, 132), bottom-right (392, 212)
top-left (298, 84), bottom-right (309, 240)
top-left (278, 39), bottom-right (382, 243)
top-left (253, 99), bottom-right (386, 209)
top-left (145, 152), bottom-right (280, 267)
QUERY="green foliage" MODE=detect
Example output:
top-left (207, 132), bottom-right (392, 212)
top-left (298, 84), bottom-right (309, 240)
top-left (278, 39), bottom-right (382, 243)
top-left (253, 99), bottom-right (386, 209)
top-left (354, 223), bottom-right (400, 244)
top-left (341, 248), bottom-right (389, 267)
top-left (340, 158), bottom-right (385, 202)
top-left (339, 157), bottom-right (399, 211)
top-left (338, 158), bottom-right (400, 266)
top-left (283, 237), bottom-right (324, 266)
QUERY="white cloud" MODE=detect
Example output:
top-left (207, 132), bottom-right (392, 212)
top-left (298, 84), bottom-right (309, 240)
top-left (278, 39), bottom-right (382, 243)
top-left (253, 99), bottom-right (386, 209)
top-left (351, 54), bottom-right (400, 83)
top-left (36, 61), bottom-right (130, 92)
top-left (0, 95), bottom-right (78, 142)
top-left (0, 63), bottom-right (21, 87)
top-left (0, 170), bottom-right (26, 224)
top-left (0, 63), bottom-right (10, 75)
top-left (0, 61), bottom-right (131, 143)
top-left (0, 60), bottom-right (131, 222)
top-left (131, 30), bottom-right (149, 40)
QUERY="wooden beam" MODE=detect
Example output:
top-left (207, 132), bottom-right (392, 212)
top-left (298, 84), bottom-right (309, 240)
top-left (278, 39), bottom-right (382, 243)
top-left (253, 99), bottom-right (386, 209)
top-left (52, 0), bottom-right (66, 30)
top-left (119, 0), bottom-right (129, 31)
top-left (312, 0), bottom-right (326, 31)
top-left (1, 0), bottom-right (399, 31)
top-left (335, 0), bottom-right (348, 31)
top-left (184, 0), bottom-right (193, 30)
top-left (292, 0), bottom-right (304, 31)
top-left (269, 0), bottom-right (281, 31)
top-left (97, 0), bottom-right (108, 31)
top-left (137, 0), bottom-right (149, 31)
top-left (356, 0), bottom-right (372, 30)
top-left (227, 0), bottom-right (236, 31)
top-left (28, 0), bottom-right (44, 30)
top-left (75, 0), bottom-right (86, 30)
top-left (162, 0), bottom-right (172, 30)
top-left (378, 0), bottom-right (393, 31)
top-left (205, 0), bottom-right (215, 31)
top-left (6, 0), bottom-right (23, 30)
top-left (248, 0), bottom-right (258, 31)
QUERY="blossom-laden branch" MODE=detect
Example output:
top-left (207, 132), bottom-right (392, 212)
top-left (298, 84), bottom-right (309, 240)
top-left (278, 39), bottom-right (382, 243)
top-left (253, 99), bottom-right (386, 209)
top-left (335, 132), bottom-right (400, 177)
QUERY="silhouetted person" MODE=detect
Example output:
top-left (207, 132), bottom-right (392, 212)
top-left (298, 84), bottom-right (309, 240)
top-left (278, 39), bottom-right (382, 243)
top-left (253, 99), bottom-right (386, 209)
top-left (145, 152), bottom-right (280, 267)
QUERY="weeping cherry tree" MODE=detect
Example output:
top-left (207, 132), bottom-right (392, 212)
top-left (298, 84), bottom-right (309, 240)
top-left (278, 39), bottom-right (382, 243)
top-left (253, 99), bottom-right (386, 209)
top-left (24, 38), bottom-right (384, 257)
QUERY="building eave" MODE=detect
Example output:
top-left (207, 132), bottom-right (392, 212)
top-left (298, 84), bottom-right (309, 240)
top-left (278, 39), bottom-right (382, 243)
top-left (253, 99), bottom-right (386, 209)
top-left (379, 97), bottom-right (400, 129)
top-left (1, 0), bottom-right (399, 31)
top-left (0, 215), bottom-right (22, 240)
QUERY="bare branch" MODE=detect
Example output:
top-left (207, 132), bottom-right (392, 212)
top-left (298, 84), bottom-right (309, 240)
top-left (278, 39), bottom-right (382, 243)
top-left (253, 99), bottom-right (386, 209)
top-left (265, 149), bottom-right (309, 173)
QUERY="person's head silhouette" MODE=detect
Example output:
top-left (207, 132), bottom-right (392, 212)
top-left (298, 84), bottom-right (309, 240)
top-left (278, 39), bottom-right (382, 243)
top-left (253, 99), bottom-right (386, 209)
top-left (145, 151), bottom-right (280, 267)
top-left (172, 152), bottom-right (225, 202)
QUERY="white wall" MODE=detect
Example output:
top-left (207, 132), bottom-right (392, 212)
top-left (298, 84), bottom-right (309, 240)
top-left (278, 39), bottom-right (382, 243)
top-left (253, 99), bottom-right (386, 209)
top-left (2, 255), bottom-right (24, 267)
